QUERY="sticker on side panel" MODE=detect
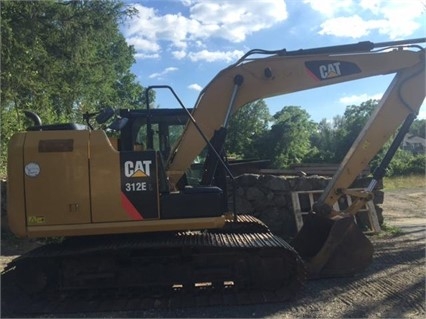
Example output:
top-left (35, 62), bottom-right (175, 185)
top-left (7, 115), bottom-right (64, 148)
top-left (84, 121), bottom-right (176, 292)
top-left (25, 162), bottom-right (40, 177)
top-left (305, 60), bottom-right (361, 81)
top-left (28, 216), bottom-right (45, 225)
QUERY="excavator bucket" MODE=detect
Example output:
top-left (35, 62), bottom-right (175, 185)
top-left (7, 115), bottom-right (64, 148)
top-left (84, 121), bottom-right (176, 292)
top-left (292, 214), bottom-right (373, 278)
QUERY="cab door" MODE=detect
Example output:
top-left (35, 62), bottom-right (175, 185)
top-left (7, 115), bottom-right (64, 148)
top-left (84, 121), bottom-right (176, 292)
top-left (119, 150), bottom-right (160, 220)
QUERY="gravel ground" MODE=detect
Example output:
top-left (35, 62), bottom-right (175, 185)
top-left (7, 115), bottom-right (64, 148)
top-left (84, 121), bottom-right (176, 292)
top-left (1, 188), bottom-right (425, 318)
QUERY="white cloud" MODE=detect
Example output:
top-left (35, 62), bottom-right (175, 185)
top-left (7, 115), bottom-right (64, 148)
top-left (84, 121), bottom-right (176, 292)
top-left (339, 93), bottom-right (382, 105)
top-left (181, 0), bottom-right (195, 6)
top-left (303, 0), bottom-right (354, 17)
top-left (134, 52), bottom-right (160, 60)
top-left (127, 37), bottom-right (161, 52)
top-left (370, 1), bottom-right (424, 39)
top-left (305, 0), bottom-right (424, 39)
top-left (187, 49), bottom-right (244, 63)
top-left (319, 15), bottom-right (387, 38)
top-left (359, 0), bottom-right (381, 15)
top-left (188, 0), bottom-right (287, 42)
top-left (172, 50), bottom-right (187, 60)
top-left (148, 67), bottom-right (178, 79)
top-left (122, 1), bottom-right (287, 62)
top-left (188, 83), bottom-right (203, 91)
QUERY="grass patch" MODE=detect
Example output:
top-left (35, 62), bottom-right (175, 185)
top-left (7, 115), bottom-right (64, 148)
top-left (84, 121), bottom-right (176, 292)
top-left (379, 223), bottom-right (403, 237)
top-left (383, 174), bottom-right (425, 190)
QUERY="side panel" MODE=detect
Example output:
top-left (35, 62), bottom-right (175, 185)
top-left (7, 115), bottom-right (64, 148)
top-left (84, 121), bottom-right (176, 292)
top-left (11, 130), bottom-right (225, 238)
top-left (24, 131), bottom-right (91, 226)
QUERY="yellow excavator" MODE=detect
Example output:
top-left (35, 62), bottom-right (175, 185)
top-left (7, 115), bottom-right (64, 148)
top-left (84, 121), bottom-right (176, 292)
top-left (4, 38), bottom-right (425, 300)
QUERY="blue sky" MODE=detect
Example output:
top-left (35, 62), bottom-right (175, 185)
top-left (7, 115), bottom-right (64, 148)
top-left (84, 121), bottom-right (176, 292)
top-left (121, 0), bottom-right (426, 122)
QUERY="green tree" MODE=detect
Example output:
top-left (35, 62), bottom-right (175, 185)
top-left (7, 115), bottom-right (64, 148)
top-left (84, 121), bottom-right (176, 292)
top-left (1, 0), bottom-right (148, 174)
top-left (309, 98), bottom-right (424, 176)
top-left (304, 100), bottom-right (379, 164)
top-left (255, 106), bottom-right (316, 167)
top-left (307, 116), bottom-right (341, 163)
top-left (409, 118), bottom-right (426, 138)
top-left (371, 147), bottom-right (424, 176)
top-left (340, 99), bottom-right (426, 176)
top-left (334, 99), bottom-right (378, 161)
top-left (225, 99), bottom-right (270, 158)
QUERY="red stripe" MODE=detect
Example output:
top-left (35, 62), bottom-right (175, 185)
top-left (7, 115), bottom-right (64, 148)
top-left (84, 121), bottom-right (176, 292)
top-left (305, 67), bottom-right (320, 81)
top-left (120, 192), bottom-right (143, 220)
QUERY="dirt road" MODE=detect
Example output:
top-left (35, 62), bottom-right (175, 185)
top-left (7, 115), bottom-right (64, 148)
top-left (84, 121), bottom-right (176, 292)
top-left (1, 188), bottom-right (425, 318)
top-left (381, 188), bottom-right (425, 235)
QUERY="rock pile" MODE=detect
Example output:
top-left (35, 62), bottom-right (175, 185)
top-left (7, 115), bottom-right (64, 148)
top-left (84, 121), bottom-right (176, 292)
top-left (230, 174), bottom-right (383, 239)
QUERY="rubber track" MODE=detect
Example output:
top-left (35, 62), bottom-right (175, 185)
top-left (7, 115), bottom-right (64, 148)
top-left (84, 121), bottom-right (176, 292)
top-left (8, 231), bottom-right (296, 260)
top-left (2, 220), bottom-right (306, 315)
top-left (2, 279), bottom-right (302, 316)
top-left (4, 215), bottom-right (269, 266)
top-left (3, 228), bottom-right (423, 318)
top-left (219, 214), bottom-right (271, 233)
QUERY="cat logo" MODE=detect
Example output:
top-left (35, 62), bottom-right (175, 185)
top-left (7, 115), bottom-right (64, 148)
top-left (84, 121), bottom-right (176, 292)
top-left (305, 60), bottom-right (361, 81)
top-left (319, 62), bottom-right (342, 79)
top-left (124, 160), bottom-right (152, 178)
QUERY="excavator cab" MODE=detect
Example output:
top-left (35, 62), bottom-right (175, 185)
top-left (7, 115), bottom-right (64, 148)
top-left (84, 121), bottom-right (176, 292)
top-left (118, 106), bottom-right (229, 219)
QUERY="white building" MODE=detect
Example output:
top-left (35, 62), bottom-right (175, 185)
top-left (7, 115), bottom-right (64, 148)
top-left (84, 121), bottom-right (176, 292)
top-left (401, 134), bottom-right (426, 154)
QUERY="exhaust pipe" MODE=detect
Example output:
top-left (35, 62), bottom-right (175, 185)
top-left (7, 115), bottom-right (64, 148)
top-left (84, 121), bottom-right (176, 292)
top-left (24, 111), bottom-right (42, 127)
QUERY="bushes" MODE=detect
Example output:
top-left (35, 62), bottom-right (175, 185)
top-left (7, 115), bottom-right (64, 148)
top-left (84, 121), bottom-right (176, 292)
top-left (374, 149), bottom-right (426, 176)
top-left (403, 153), bottom-right (426, 175)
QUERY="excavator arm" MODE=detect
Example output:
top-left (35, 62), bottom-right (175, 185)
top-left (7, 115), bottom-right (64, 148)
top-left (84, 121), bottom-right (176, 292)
top-left (318, 61), bottom-right (425, 211)
top-left (166, 39), bottom-right (425, 190)
top-left (294, 54), bottom-right (425, 277)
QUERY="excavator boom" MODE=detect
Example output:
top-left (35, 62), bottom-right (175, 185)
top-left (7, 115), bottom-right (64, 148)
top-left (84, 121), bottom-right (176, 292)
top-left (167, 39), bottom-right (425, 188)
